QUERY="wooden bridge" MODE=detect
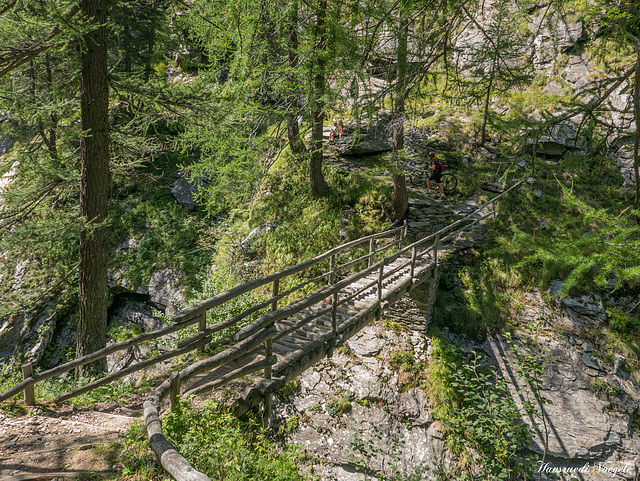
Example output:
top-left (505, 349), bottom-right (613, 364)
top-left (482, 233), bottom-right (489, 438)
top-left (0, 181), bottom-right (525, 481)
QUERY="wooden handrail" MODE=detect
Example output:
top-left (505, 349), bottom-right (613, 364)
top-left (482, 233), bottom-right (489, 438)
top-left (0, 313), bottom-right (201, 403)
top-left (0, 224), bottom-right (404, 405)
top-left (0, 179), bottom-right (522, 406)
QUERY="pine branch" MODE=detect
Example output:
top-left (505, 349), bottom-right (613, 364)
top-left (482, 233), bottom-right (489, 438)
top-left (0, 181), bottom-right (62, 230)
top-left (0, 0), bottom-right (17, 16)
top-left (0, 3), bottom-right (80, 78)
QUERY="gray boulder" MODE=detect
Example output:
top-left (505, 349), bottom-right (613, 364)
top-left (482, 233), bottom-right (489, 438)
top-left (526, 122), bottom-right (586, 156)
top-left (613, 139), bottom-right (637, 187)
top-left (147, 268), bottom-right (186, 315)
top-left (335, 113), bottom-right (394, 156)
top-left (562, 294), bottom-right (607, 323)
top-left (170, 178), bottom-right (199, 210)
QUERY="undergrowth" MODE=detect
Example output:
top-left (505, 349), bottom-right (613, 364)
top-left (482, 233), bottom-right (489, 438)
top-left (425, 329), bottom-right (538, 480)
top-left (99, 400), bottom-right (305, 480)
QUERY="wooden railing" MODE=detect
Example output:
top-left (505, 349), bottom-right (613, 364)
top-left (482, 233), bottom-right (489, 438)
top-left (0, 178), bottom-right (526, 481)
top-left (0, 223), bottom-right (407, 407)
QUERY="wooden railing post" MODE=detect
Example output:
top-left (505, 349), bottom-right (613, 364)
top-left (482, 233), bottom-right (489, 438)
top-left (169, 371), bottom-right (181, 413)
top-left (329, 255), bottom-right (336, 285)
top-left (262, 279), bottom-right (278, 428)
top-left (264, 279), bottom-right (278, 381)
top-left (331, 291), bottom-right (338, 334)
top-left (433, 234), bottom-right (440, 266)
top-left (198, 309), bottom-right (207, 353)
top-left (368, 239), bottom-right (375, 267)
top-left (410, 246), bottom-right (417, 281)
top-left (377, 262), bottom-right (384, 303)
top-left (22, 363), bottom-right (35, 407)
top-left (328, 255), bottom-right (338, 333)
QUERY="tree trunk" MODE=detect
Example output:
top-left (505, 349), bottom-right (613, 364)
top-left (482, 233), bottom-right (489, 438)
top-left (393, 12), bottom-right (408, 151)
top-left (392, 173), bottom-right (408, 223)
top-left (351, 76), bottom-right (361, 135)
top-left (310, 0), bottom-right (329, 198)
top-left (634, 50), bottom-right (640, 209)
top-left (286, 0), bottom-right (305, 155)
top-left (123, 17), bottom-right (131, 73)
top-left (480, 62), bottom-right (495, 148)
top-left (77, 0), bottom-right (111, 376)
top-left (143, 0), bottom-right (157, 83)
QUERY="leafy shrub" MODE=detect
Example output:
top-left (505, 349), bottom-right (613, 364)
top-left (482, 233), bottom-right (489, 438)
top-left (426, 331), bottom-right (535, 480)
top-left (163, 399), bottom-right (304, 480)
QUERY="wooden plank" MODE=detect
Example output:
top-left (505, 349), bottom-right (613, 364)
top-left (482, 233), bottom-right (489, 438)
top-left (273, 344), bottom-right (295, 355)
top-left (176, 325), bottom-right (275, 389)
top-left (277, 338), bottom-right (304, 352)
top-left (182, 355), bottom-right (277, 399)
top-left (287, 329), bottom-right (309, 339)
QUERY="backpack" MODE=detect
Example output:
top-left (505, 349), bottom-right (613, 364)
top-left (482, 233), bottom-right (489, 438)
top-left (431, 157), bottom-right (444, 172)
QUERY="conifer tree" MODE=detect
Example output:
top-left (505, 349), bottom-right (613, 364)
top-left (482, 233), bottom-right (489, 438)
top-left (76, 0), bottom-right (110, 375)
top-left (0, 0), bottom-right (181, 371)
top-left (454, 0), bottom-right (532, 147)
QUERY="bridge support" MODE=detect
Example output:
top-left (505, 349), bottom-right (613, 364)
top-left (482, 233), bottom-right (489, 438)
top-left (403, 265), bottom-right (441, 333)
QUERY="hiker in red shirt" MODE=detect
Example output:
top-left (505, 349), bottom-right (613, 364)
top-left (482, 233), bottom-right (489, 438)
top-left (426, 152), bottom-right (445, 199)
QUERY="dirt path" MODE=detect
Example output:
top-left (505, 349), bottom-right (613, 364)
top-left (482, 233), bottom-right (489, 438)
top-left (0, 401), bottom-right (143, 480)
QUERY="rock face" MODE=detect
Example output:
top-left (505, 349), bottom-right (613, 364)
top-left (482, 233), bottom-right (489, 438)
top-left (109, 263), bottom-right (186, 316)
top-left (334, 111), bottom-right (395, 156)
top-left (0, 301), bottom-right (60, 366)
top-left (495, 290), bottom-right (640, 480)
top-left (273, 323), bottom-right (453, 480)
top-left (525, 122), bottom-right (587, 157)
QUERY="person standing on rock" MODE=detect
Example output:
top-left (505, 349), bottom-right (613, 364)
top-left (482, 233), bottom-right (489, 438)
top-left (426, 152), bottom-right (445, 199)
top-left (329, 121), bottom-right (343, 142)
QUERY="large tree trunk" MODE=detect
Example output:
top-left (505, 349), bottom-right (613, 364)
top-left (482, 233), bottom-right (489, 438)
top-left (77, 0), bottom-right (111, 376)
top-left (310, 0), bottom-right (329, 198)
top-left (390, 9), bottom-right (409, 225)
top-left (392, 173), bottom-right (408, 223)
top-left (143, 0), bottom-right (157, 83)
top-left (286, 0), bottom-right (305, 156)
top-left (634, 51), bottom-right (640, 209)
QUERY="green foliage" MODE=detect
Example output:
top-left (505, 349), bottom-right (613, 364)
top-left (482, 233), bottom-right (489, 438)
top-left (389, 349), bottom-right (428, 392)
top-left (481, 169), bottom-right (638, 298)
top-left (109, 187), bottom-right (211, 293)
top-left (277, 379), bottom-right (301, 402)
top-left (433, 261), bottom-right (514, 340)
top-left (0, 0), bottom-right (209, 324)
top-left (95, 420), bottom-right (167, 479)
top-left (592, 378), bottom-right (621, 397)
top-left (326, 397), bottom-right (352, 416)
top-left (603, 307), bottom-right (640, 359)
top-left (162, 399), bottom-right (305, 480)
top-left (426, 330), bottom-right (536, 480)
top-left (244, 154), bottom-right (392, 274)
top-left (107, 322), bottom-right (143, 343)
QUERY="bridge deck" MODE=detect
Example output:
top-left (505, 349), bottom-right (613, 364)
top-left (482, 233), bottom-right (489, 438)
top-left (182, 251), bottom-right (438, 401)
top-left (270, 252), bottom-right (436, 380)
